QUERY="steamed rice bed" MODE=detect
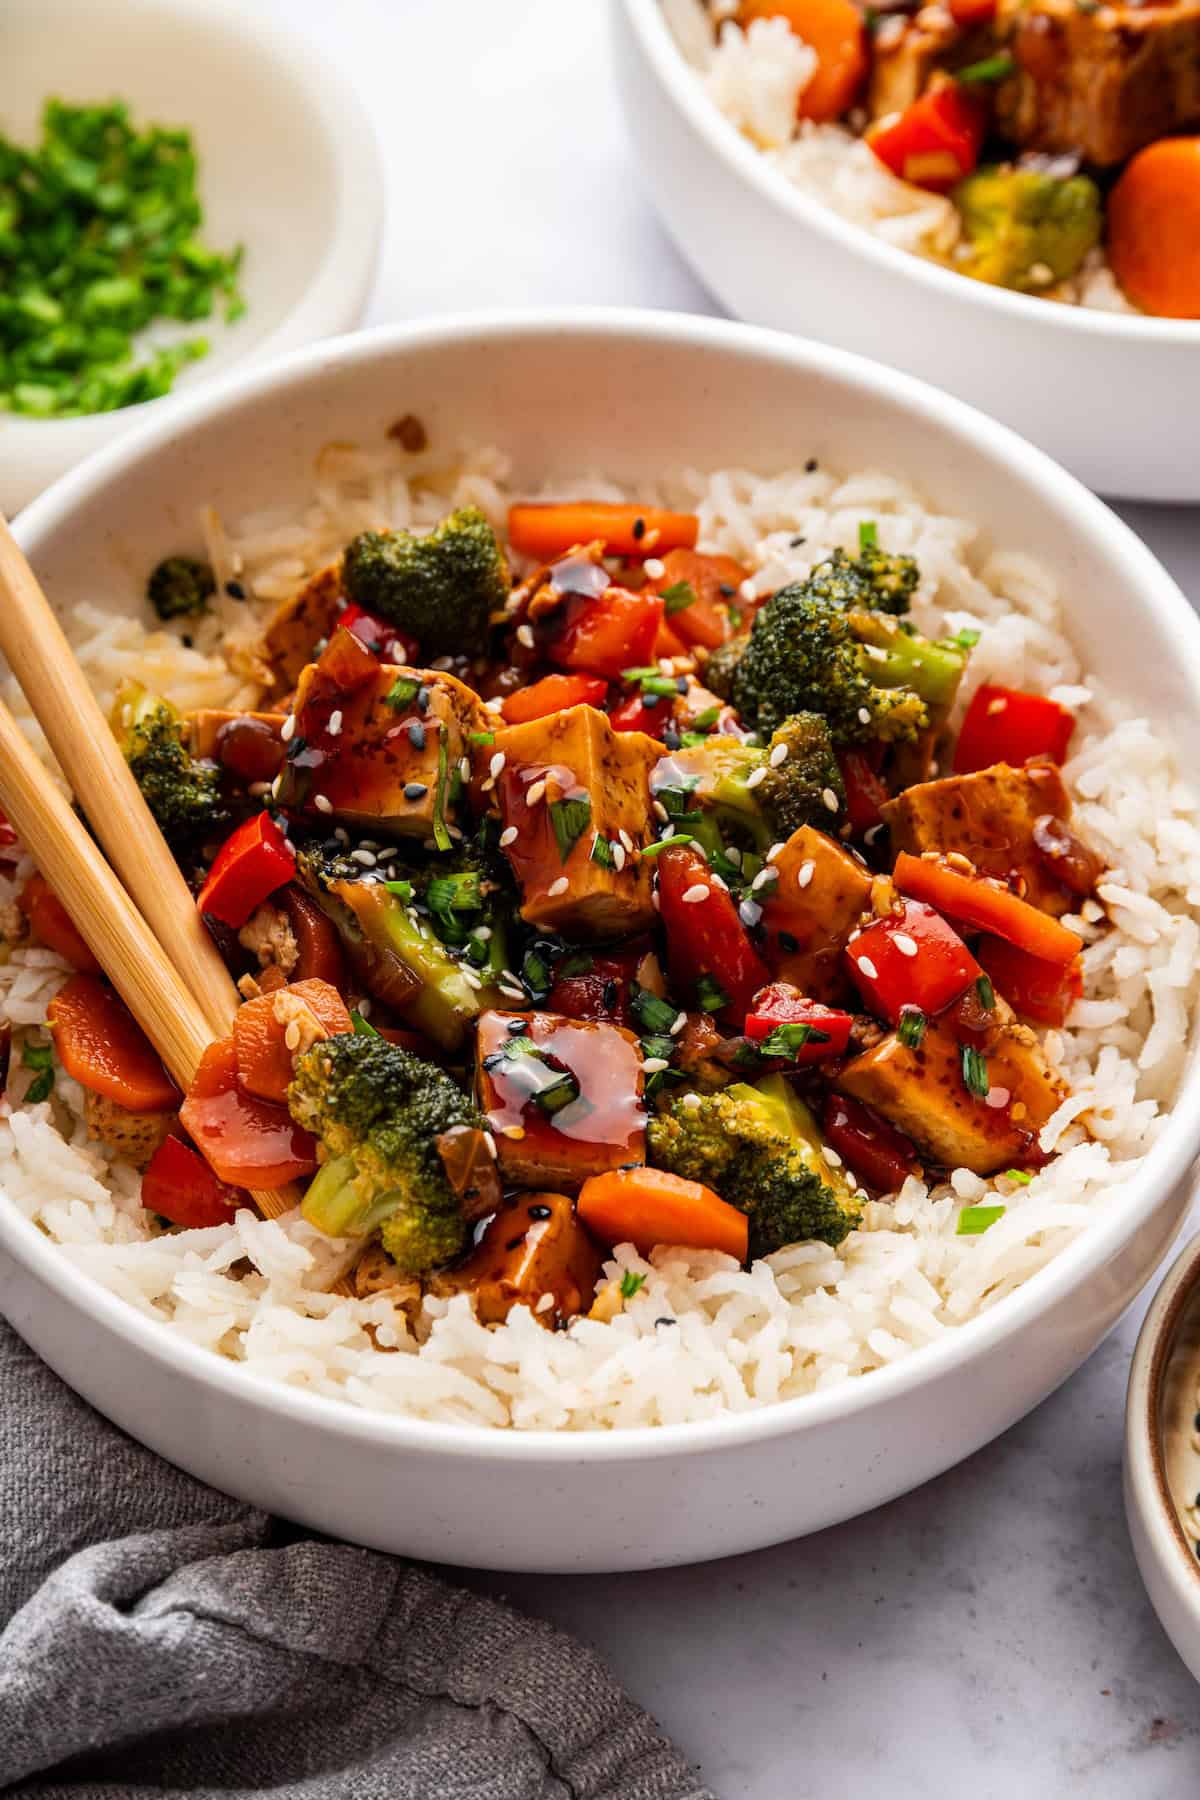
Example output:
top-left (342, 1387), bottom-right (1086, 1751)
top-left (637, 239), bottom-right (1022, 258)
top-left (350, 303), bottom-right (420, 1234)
top-left (1, 441), bottom-right (1196, 1431)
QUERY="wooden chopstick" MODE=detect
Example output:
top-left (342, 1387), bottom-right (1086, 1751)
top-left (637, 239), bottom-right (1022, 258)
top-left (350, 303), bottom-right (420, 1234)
top-left (0, 698), bottom-right (304, 1228)
top-left (0, 513), bottom-right (238, 1041)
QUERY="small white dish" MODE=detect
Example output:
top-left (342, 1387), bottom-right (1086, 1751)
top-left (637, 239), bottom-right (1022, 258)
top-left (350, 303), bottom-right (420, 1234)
top-left (612, 0), bottom-right (1200, 503)
top-left (1126, 1229), bottom-right (1200, 1683)
top-left (0, 0), bottom-right (382, 514)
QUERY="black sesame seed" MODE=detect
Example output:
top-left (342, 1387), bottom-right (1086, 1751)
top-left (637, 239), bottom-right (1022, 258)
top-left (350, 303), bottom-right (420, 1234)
top-left (528, 1204), bottom-right (552, 1221)
top-left (675, 676), bottom-right (688, 694)
top-left (643, 692), bottom-right (661, 709)
top-left (779, 930), bottom-right (800, 953)
top-left (404, 782), bottom-right (428, 800)
top-left (408, 721), bottom-right (426, 750)
top-left (718, 583), bottom-right (735, 598)
top-left (654, 1316), bottom-right (677, 1328)
top-left (632, 516), bottom-right (646, 541)
top-left (181, 634), bottom-right (193, 648)
top-left (506, 1235), bottom-right (526, 1252)
top-left (507, 1017), bottom-right (528, 1032)
top-left (603, 980), bottom-right (619, 1010)
top-left (417, 685), bottom-right (431, 713)
top-left (805, 458), bottom-right (818, 473)
top-left (225, 579), bottom-right (246, 600)
top-left (663, 727), bottom-right (681, 751)
top-left (790, 535), bottom-right (807, 547)
top-left (482, 1052), bottom-right (504, 1071)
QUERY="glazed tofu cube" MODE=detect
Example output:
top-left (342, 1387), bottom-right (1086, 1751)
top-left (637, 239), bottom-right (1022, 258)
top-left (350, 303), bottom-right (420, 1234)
top-left (259, 563), bottom-right (343, 700)
top-left (491, 704), bottom-right (659, 938)
top-left (880, 761), bottom-right (1075, 916)
top-left (476, 1009), bottom-right (646, 1191)
top-left (837, 1001), bottom-right (1063, 1176)
top-left (429, 1191), bottom-right (604, 1327)
top-left (759, 826), bottom-right (872, 1002)
top-left (277, 644), bottom-right (486, 838)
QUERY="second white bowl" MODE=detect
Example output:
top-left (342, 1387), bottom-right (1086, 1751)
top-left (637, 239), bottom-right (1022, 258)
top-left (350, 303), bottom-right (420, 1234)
top-left (612, 0), bottom-right (1200, 503)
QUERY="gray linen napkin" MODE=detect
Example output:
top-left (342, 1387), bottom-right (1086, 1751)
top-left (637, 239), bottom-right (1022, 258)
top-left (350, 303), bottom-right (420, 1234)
top-left (0, 1320), bottom-right (713, 1798)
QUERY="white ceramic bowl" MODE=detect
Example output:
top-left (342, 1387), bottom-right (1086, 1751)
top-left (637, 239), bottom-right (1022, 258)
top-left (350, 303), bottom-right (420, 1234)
top-left (4, 310), bottom-right (1200, 1574)
top-left (612, 0), bottom-right (1200, 504)
top-left (0, 0), bottom-right (382, 515)
top-left (1126, 1231), bottom-right (1200, 1683)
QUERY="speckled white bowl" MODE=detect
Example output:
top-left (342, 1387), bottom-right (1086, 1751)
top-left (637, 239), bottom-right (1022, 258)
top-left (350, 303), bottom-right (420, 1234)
top-left (612, 0), bottom-right (1200, 502)
top-left (3, 310), bottom-right (1200, 1572)
top-left (0, 0), bottom-right (382, 514)
top-left (1126, 1232), bottom-right (1200, 1683)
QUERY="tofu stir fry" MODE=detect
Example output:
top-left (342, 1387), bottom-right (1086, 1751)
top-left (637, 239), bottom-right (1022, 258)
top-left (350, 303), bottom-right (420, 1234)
top-left (11, 499), bottom-right (1107, 1328)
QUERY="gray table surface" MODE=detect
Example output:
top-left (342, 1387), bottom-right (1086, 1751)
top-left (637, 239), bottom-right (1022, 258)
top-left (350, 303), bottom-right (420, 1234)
top-left (224, 0), bottom-right (1200, 1787)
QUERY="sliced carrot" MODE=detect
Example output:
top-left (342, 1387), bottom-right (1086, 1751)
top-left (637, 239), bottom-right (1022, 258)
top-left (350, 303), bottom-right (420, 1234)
top-left (893, 852), bottom-right (1083, 967)
top-left (233, 977), bottom-right (354, 1104)
top-left (647, 548), bottom-right (749, 652)
top-left (1108, 138), bottom-right (1200, 319)
top-left (18, 873), bottom-right (100, 973)
top-left (578, 1166), bottom-right (749, 1262)
top-left (47, 974), bottom-right (179, 1112)
top-left (180, 1037), bottom-right (317, 1188)
top-left (501, 673), bottom-right (608, 725)
top-left (738, 0), bottom-right (867, 123)
top-left (507, 503), bottom-right (699, 563)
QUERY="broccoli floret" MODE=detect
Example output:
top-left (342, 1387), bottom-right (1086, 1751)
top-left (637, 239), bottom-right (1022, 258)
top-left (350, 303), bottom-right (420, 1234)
top-left (407, 828), bottom-right (517, 987)
top-left (341, 506), bottom-right (509, 658)
top-left (702, 631), bottom-right (751, 701)
top-left (647, 1074), bottom-right (864, 1258)
top-left (146, 555), bottom-right (215, 621)
top-left (111, 680), bottom-right (228, 844)
top-left (289, 1033), bottom-right (486, 1272)
top-left (652, 712), bottom-right (844, 848)
top-left (954, 165), bottom-right (1102, 295)
top-left (730, 584), bottom-right (966, 743)
top-left (804, 546), bottom-right (918, 617)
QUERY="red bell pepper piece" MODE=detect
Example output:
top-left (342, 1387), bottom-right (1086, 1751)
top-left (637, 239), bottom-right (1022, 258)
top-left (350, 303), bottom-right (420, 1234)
top-left (975, 934), bottom-right (1083, 1027)
top-left (868, 81), bottom-right (985, 193)
top-left (646, 549), bottom-right (750, 652)
top-left (894, 852), bottom-right (1084, 966)
top-left (548, 587), bottom-right (664, 682)
top-left (197, 812), bottom-right (295, 930)
top-left (845, 899), bottom-right (980, 1025)
top-left (822, 1092), bottom-right (918, 1194)
top-left (547, 951), bottom-right (643, 1026)
top-left (338, 602), bottom-right (419, 665)
top-left (744, 983), bottom-right (853, 1063)
top-left (953, 684), bottom-right (1076, 775)
top-left (179, 1037), bottom-right (317, 1188)
top-left (502, 673), bottom-right (608, 725)
top-left (609, 690), bottom-right (671, 740)
top-left (838, 750), bottom-right (890, 834)
top-left (656, 844), bottom-right (770, 1022)
top-left (141, 1133), bottom-right (246, 1229)
top-left (17, 873), bottom-right (100, 973)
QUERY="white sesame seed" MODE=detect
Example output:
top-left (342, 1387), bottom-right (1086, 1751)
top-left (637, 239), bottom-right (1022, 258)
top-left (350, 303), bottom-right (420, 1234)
top-left (739, 578), bottom-right (756, 602)
top-left (766, 842), bottom-right (786, 864)
top-left (893, 932), bottom-right (918, 957)
top-left (857, 955), bottom-right (878, 980)
top-left (280, 713), bottom-right (296, 743)
top-left (500, 987), bottom-right (526, 1003)
top-left (461, 967), bottom-right (483, 990)
top-left (739, 899), bottom-right (762, 928)
top-left (526, 780), bottom-right (546, 806)
top-left (681, 1092), bottom-right (702, 1111)
top-left (547, 876), bottom-right (569, 897)
top-left (682, 883), bottom-right (709, 904)
top-left (536, 1292), bottom-right (555, 1314)
top-left (327, 709), bottom-right (343, 738)
top-left (313, 794), bottom-right (332, 814)
top-left (768, 742), bottom-right (788, 767)
top-left (984, 1086), bottom-right (1011, 1111)
top-left (284, 1021), bottom-right (301, 1052)
top-left (644, 557), bottom-right (666, 579)
top-left (351, 848), bottom-right (377, 867)
top-left (357, 997), bottom-right (371, 1017)
top-left (864, 824), bottom-right (884, 846)
top-left (750, 867), bottom-right (778, 892)
top-left (651, 890), bottom-right (660, 910)
top-left (499, 826), bottom-right (518, 847)
top-left (459, 757), bottom-right (471, 781)
top-left (619, 829), bottom-right (634, 853)
top-left (823, 787), bottom-right (840, 813)
top-left (653, 801), bottom-right (669, 824)
top-left (725, 845), bottom-right (742, 867)
top-left (670, 1011), bottom-right (687, 1035)
top-left (613, 843), bottom-right (627, 871)
top-left (431, 656), bottom-right (452, 671)
top-left (821, 1146), bottom-right (843, 1168)
top-left (485, 696), bottom-right (506, 713)
top-left (658, 657), bottom-right (675, 677)
top-left (642, 1057), bottom-right (669, 1074)
top-left (490, 751), bottom-right (506, 779)
top-left (745, 766), bottom-right (767, 790)
top-left (796, 860), bottom-right (815, 888)
top-left (516, 623), bottom-right (535, 650)
top-left (858, 707), bottom-right (871, 725)
top-left (711, 874), bottom-right (729, 892)
top-left (483, 1131), bottom-right (498, 1158)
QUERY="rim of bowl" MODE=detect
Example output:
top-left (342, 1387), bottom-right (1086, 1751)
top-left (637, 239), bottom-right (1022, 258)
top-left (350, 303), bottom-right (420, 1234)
top-left (0, 0), bottom-right (383, 442)
top-left (621, 0), bottom-right (1200, 346)
top-left (8, 305), bottom-right (1200, 1465)
top-left (1130, 1231), bottom-right (1200, 1590)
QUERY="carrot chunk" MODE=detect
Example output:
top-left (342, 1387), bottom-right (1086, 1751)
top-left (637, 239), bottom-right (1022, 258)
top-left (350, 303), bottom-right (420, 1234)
top-left (578, 1166), bottom-right (749, 1261)
top-left (233, 977), bottom-right (354, 1105)
top-left (47, 973), bottom-right (179, 1112)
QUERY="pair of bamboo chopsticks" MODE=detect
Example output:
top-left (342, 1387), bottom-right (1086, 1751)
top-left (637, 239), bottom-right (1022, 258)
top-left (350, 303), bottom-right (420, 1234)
top-left (0, 513), bottom-right (318, 1240)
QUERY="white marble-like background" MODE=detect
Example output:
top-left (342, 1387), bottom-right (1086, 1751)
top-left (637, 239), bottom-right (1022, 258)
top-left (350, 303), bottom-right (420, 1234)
top-left (256, 0), bottom-right (1200, 1788)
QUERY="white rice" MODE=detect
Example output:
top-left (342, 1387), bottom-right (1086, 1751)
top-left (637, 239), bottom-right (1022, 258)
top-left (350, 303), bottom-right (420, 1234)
top-left (664, 0), bottom-right (1138, 313)
top-left (2, 441), bottom-right (1197, 1430)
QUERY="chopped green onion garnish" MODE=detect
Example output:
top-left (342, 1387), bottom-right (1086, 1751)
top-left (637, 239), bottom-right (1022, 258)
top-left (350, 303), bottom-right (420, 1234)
top-left (619, 1270), bottom-right (646, 1299)
top-left (859, 520), bottom-right (878, 550)
top-left (426, 872), bottom-right (483, 914)
top-left (695, 973), bottom-right (729, 1014)
top-left (22, 1042), bottom-right (53, 1071)
top-left (639, 834), bottom-right (695, 859)
top-left (384, 879), bottom-right (415, 901)
top-left (535, 1073), bottom-right (579, 1116)
top-left (350, 1010), bottom-right (381, 1037)
top-left (590, 833), bottom-right (616, 869)
top-left (432, 724), bottom-right (452, 852)
top-left (632, 988), bottom-right (678, 1035)
top-left (692, 705), bottom-right (721, 730)
top-left (549, 795), bottom-right (591, 863)
top-left (976, 973), bottom-right (995, 1011)
top-left (621, 665), bottom-right (662, 682)
top-left (661, 580), bottom-right (697, 616)
top-left (1004, 1168), bottom-right (1033, 1186)
top-left (961, 1044), bottom-right (989, 1099)
top-left (759, 1021), bottom-right (830, 1058)
top-left (640, 1033), bottom-right (676, 1063)
top-left (951, 627), bottom-right (981, 650)
top-left (957, 53), bottom-right (1017, 82)
top-left (898, 1006), bottom-right (926, 1049)
top-left (469, 730), bottom-right (496, 746)
top-left (520, 948), bottom-right (552, 1000)
top-left (385, 675), bottom-right (420, 710)
top-left (956, 1204), bottom-right (1006, 1236)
